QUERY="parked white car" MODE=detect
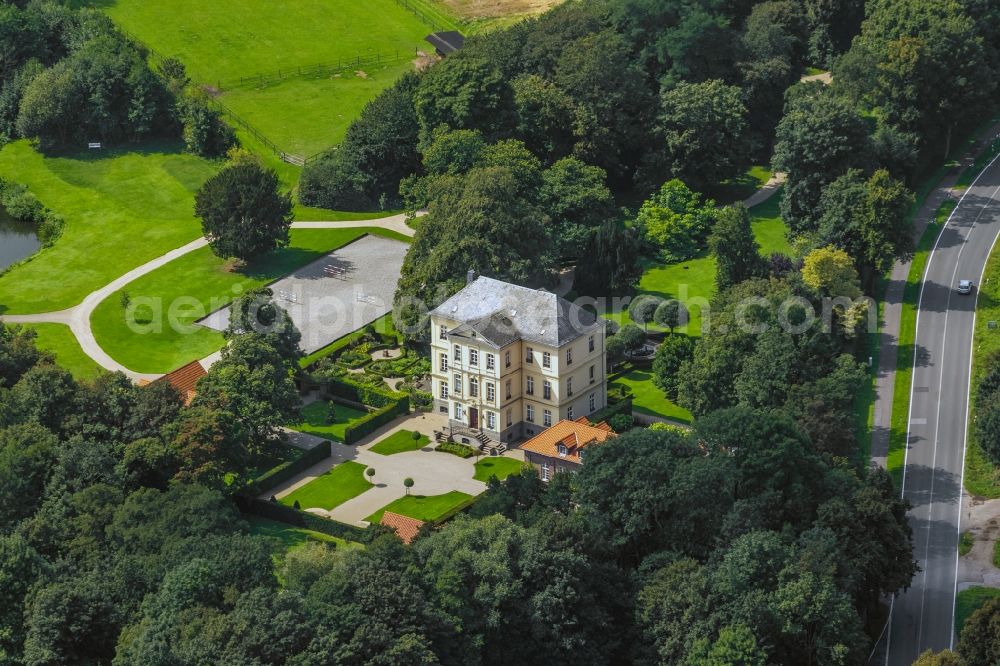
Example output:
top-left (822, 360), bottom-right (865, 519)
top-left (957, 279), bottom-right (973, 294)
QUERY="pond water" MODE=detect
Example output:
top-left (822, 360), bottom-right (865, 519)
top-left (0, 208), bottom-right (40, 272)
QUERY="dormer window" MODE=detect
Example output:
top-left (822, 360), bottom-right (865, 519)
top-left (578, 449), bottom-right (586, 461)
top-left (557, 444), bottom-right (568, 456)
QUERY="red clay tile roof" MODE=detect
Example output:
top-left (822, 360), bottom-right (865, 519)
top-left (380, 511), bottom-right (426, 544)
top-left (150, 360), bottom-right (206, 406)
top-left (520, 418), bottom-right (616, 461)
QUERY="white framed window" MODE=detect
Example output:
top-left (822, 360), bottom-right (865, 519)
top-left (470, 349), bottom-right (479, 366)
top-left (505, 379), bottom-right (512, 400)
top-left (440, 324), bottom-right (448, 340)
top-left (453, 373), bottom-right (462, 394)
top-left (526, 404), bottom-right (535, 422)
top-left (589, 364), bottom-right (595, 383)
top-left (486, 382), bottom-right (495, 403)
top-left (505, 350), bottom-right (511, 367)
top-left (579, 448), bottom-right (586, 461)
top-left (486, 411), bottom-right (496, 430)
top-left (543, 380), bottom-right (551, 400)
top-left (557, 444), bottom-right (567, 456)
top-left (440, 382), bottom-right (449, 399)
top-left (486, 353), bottom-right (495, 370)
top-left (439, 353), bottom-right (448, 372)
top-left (567, 405), bottom-right (574, 420)
top-left (541, 462), bottom-right (551, 481)
top-left (526, 347), bottom-right (534, 363)
top-left (454, 403), bottom-right (464, 420)
top-left (507, 408), bottom-right (513, 427)
top-left (588, 335), bottom-right (595, 352)
top-left (567, 378), bottom-right (573, 397)
top-left (542, 351), bottom-right (551, 368)
top-left (453, 344), bottom-right (461, 361)
top-left (526, 376), bottom-right (534, 395)
top-left (589, 392), bottom-right (596, 412)
top-left (543, 409), bottom-right (552, 427)
top-left (566, 348), bottom-right (573, 365)
top-left (469, 378), bottom-right (478, 398)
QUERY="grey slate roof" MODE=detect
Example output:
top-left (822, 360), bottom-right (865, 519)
top-left (431, 276), bottom-right (600, 348)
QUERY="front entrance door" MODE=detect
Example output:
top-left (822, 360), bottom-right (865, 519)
top-left (469, 408), bottom-right (479, 429)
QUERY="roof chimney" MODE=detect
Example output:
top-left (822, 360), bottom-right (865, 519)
top-left (466, 269), bottom-right (476, 285)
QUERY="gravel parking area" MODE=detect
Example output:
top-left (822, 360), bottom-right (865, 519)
top-left (198, 234), bottom-right (408, 352)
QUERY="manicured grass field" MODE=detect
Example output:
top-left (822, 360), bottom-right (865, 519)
top-left (0, 140), bottom-right (217, 314)
top-left (246, 515), bottom-right (362, 556)
top-left (96, 0), bottom-right (431, 158)
top-left (370, 430), bottom-right (430, 455)
top-left (707, 165), bottom-right (773, 205)
top-left (365, 491), bottom-right (475, 524)
top-left (89, 228), bottom-right (407, 374)
top-left (964, 225), bottom-right (1000, 498)
top-left (280, 461), bottom-right (372, 511)
top-left (20, 323), bottom-right (103, 381)
top-left (955, 586), bottom-right (1000, 635)
top-left (610, 366), bottom-right (693, 424)
top-left (290, 400), bottom-right (369, 443)
top-left (473, 456), bottom-right (525, 481)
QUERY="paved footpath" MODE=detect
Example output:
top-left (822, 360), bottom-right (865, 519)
top-left (0, 213), bottom-right (418, 382)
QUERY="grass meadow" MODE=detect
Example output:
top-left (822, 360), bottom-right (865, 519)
top-left (280, 461), bottom-right (372, 511)
top-left (94, 0), bottom-right (432, 158)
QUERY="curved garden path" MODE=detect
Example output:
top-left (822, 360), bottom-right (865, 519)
top-left (0, 213), bottom-right (417, 382)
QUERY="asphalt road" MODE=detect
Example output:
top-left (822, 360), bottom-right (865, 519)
top-left (886, 153), bottom-right (1000, 664)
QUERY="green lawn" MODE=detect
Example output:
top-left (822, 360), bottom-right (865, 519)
top-left (959, 531), bottom-right (974, 557)
top-left (246, 515), bottom-right (362, 555)
top-left (610, 366), bottom-right (693, 423)
top-left (473, 456), bottom-right (525, 482)
top-left (280, 461), bottom-right (372, 511)
top-left (965, 226), bottom-right (1000, 498)
top-left (0, 140), bottom-right (218, 314)
top-left (20, 323), bottom-right (103, 381)
top-left (707, 165), bottom-right (773, 205)
top-left (370, 430), bottom-right (430, 455)
top-left (290, 400), bottom-right (369, 443)
top-left (955, 586), bottom-right (1000, 635)
top-left (96, 0), bottom-right (431, 158)
top-left (365, 491), bottom-right (475, 524)
top-left (89, 228), bottom-right (406, 374)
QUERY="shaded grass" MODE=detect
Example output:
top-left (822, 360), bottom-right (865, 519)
top-left (246, 515), bottom-right (363, 555)
top-left (370, 430), bottom-right (430, 455)
top-left (959, 531), bottom-right (974, 557)
top-left (365, 491), bottom-right (474, 524)
top-left (20, 323), bottom-right (103, 381)
top-left (473, 457), bottom-right (525, 482)
top-left (887, 211), bottom-right (946, 486)
top-left (0, 140), bottom-right (217, 314)
top-left (280, 461), bottom-right (371, 511)
top-left (955, 586), bottom-right (1000, 635)
top-left (290, 400), bottom-right (369, 443)
top-left (965, 224), bottom-right (1000, 498)
top-left (707, 165), bottom-right (773, 205)
top-left (89, 228), bottom-right (405, 374)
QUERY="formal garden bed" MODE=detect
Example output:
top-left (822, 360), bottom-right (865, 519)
top-left (435, 442), bottom-right (476, 458)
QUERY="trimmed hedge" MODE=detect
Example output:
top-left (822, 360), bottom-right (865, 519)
top-left (324, 375), bottom-right (403, 409)
top-left (250, 439), bottom-right (332, 494)
top-left (589, 396), bottom-right (633, 425)
top-left (343, 397), bottom-right (410, 444)
top-left (241, 497), bottom-right (370, 542)
top-left (436, 441), bottom-right (475, 458)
